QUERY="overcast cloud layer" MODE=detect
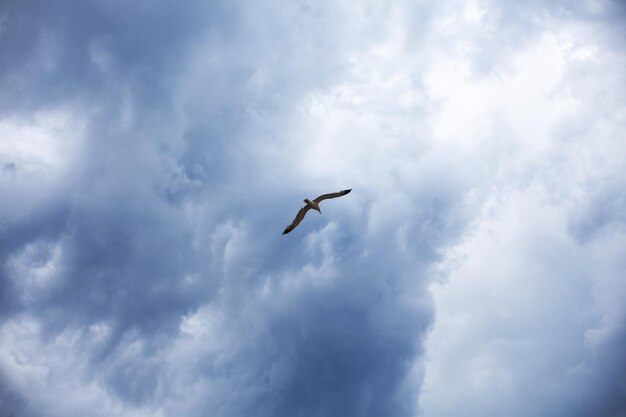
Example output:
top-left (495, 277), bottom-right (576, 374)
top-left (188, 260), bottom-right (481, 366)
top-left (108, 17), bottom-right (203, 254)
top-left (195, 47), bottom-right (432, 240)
top-left (1, 1), bottom-right (625, 416)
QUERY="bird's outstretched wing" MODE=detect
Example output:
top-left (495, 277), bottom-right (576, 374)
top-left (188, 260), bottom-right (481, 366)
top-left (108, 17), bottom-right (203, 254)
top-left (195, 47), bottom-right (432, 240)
top-left (313, 189), bottom-right (352, 203)
top-left (282, 205), bottom-right (311, 235)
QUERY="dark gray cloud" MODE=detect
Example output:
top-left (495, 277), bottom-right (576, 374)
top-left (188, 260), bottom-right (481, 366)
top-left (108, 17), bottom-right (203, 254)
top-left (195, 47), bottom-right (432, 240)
top-left (0, 1), bottom-right (444, 416)
top-left (1, 1), bottom-right (625, 417)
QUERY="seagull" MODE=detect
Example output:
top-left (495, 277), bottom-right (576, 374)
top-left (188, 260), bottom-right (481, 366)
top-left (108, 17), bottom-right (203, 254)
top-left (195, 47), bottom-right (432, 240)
top-left (282, 189), bottom-right (352, 235)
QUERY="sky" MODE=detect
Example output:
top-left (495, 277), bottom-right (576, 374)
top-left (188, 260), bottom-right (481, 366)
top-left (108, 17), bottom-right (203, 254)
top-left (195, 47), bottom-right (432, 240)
top-left (0, 1), bottom-right (625, 416)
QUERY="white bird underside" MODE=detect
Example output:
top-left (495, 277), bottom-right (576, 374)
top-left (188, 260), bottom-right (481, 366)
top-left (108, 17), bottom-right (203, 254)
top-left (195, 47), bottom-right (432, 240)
top-left (282, 189), bottom-right (352, 235)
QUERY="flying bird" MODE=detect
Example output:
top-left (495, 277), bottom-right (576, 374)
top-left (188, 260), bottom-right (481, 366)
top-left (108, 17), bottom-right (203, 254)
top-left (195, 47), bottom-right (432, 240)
top-left (282, 189), bottom-right (352, 235)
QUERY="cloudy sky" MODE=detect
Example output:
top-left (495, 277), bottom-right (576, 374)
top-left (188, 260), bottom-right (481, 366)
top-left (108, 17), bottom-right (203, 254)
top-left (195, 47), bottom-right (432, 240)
top-left (1, 1), bottom-right (625, 416)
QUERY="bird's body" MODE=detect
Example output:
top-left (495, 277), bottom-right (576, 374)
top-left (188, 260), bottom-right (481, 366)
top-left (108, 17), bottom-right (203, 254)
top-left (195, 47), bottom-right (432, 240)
top-left (304, 198), bottom-right (321, 212)
top-left (282, 189), bottom-right (352, 235)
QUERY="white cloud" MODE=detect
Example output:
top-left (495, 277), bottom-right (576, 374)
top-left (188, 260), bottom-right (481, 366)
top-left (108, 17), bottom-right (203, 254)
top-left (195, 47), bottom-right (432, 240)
top-left (419, 6), bottom-right (626, 414)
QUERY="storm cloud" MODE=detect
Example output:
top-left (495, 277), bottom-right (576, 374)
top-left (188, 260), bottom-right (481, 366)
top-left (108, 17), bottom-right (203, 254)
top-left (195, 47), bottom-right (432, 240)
top-left (1, 1), bottom-right (625, 416)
